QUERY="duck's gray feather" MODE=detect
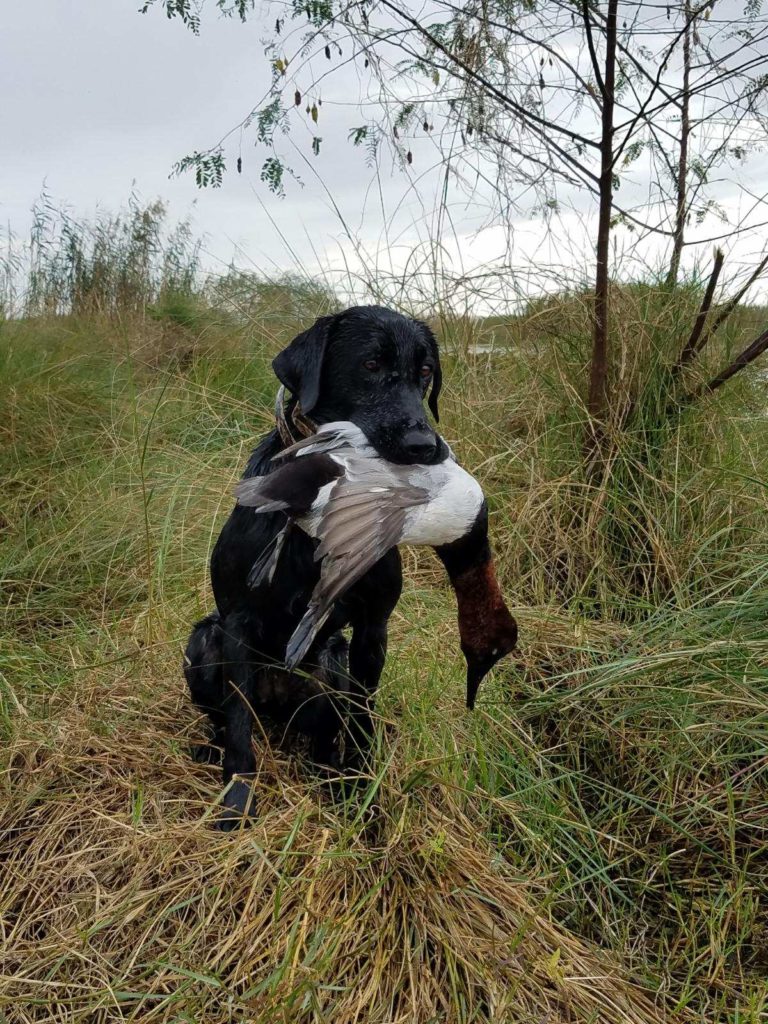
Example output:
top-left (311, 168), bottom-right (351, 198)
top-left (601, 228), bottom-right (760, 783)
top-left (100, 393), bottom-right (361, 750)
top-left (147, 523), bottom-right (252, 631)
top-left (247, 522), bottom-right (290, 589)
top-left (285, 478), bottom-right (427, 668)
top-left (273, 421), bottom-right (369, 462)
top-left (238, 422), bottom-right (434, 669)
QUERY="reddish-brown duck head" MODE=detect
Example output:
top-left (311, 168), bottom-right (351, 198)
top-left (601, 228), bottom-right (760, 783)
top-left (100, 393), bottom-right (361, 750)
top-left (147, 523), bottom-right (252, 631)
top-left (434, 503), bottom-right (518, 709)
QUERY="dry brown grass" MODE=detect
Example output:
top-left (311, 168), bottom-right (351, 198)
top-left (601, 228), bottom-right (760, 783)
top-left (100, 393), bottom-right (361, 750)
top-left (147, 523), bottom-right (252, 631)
top-left (0, 637), bottom-right (675, 1024)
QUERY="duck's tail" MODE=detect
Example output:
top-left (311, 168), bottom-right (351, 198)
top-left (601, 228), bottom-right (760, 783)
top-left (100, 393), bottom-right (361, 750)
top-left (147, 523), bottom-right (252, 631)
top-left (284, 604), bottom-right (333, 672)
top-left (247, 523), bottom-right (290, 590)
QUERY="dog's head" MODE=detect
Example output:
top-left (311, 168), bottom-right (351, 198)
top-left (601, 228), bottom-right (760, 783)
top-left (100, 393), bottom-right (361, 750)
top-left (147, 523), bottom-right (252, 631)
top-left (273, 305), bottom-right (443, 464)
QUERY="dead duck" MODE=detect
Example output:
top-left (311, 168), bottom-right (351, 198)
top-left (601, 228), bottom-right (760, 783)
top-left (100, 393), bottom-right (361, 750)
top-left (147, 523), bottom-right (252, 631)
top-left (235, 420), bottom-right (517, 708)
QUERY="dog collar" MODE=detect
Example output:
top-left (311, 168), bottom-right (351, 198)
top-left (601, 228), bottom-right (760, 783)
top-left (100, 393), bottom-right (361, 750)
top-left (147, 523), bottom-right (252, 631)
top-left (274, 385), bottom-right (317, 446)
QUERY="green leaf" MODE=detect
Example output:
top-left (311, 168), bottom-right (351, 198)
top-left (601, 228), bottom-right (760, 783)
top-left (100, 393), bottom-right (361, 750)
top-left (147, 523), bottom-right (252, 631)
top-left (348, 126), bottom-right (368, 146)
top-left (256, 98), bottom-right (283, 144)
top-left (172, 150), bottom-right (226, 188)
top-left (260, 156), bottom-right (285, 195)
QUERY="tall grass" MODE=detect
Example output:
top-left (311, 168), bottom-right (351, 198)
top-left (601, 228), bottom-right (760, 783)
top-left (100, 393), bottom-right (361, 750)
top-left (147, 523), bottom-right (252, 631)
top-left (0, 191), bottom-right (340, 331)
top-left (9, 191), bottom-right (201, 318)
top-left (1, 203), bottom-right (767, 1022)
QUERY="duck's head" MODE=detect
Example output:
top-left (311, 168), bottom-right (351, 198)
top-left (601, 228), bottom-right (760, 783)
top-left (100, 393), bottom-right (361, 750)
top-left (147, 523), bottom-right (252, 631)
top-left (462, 603), bottom-right (518, 710)
top-left (435, 502), bottom-right (518, 709)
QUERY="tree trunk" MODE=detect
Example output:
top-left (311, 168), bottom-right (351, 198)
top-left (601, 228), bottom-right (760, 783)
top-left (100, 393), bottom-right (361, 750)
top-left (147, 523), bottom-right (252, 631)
top-left (586, 0), bottom-right (618, 438)
top-left (667, 1), bottom-right (692, 288)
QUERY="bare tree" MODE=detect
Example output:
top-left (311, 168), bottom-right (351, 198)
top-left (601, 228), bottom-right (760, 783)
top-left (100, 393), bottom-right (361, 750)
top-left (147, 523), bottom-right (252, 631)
top-left (586, 0), bottom-right (619, 432)
top-left (142, 0), bottom-right (768, 457)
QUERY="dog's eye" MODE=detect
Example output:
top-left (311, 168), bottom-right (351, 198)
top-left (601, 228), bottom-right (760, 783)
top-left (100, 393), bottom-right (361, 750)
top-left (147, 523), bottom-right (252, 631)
top-left (420, 365), bottom-right (433, 380)
top-left (363, 359), bottom-right (381, 373)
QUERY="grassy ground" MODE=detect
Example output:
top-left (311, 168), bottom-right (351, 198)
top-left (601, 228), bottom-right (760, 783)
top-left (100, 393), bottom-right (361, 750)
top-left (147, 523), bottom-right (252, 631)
top-left (1, 295), bottom-right (767, 1023)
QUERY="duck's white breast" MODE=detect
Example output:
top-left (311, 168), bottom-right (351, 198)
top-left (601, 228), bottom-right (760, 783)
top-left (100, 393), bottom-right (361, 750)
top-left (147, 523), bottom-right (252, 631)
top-left (401, 461), bottom-right (484, 545)
top-left (295, 453), bottom-right (485, 548)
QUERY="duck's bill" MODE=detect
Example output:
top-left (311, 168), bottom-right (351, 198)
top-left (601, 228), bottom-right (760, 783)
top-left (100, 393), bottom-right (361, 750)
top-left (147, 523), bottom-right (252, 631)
top-left (465, 663), bottom-right (488, 711)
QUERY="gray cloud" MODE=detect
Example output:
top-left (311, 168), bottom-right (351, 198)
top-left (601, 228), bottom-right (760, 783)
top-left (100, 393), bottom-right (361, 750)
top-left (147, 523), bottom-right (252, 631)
top-left (2, 0), bottom-right (766, 310)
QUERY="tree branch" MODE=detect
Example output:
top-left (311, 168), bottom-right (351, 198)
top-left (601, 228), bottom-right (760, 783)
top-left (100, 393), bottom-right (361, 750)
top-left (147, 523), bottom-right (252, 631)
top-left (582, 0), bottom-right (607, 98)
top-left (377, 0), bottom-right (600, 152)
top-left (673, 247), bottom-right (724, 373)
top-left (692, 253), bottom-right (768, 356)
top-left (685, 326), bottom-right (768, 402)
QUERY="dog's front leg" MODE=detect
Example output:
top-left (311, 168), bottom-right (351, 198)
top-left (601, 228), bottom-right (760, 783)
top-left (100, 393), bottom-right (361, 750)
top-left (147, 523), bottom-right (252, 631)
top-left (346, 617), bottom-right (389, 771)
top-left (344, 550), bottom-right (402, 774)
top-left (217, 635), bottom-right (260, 831)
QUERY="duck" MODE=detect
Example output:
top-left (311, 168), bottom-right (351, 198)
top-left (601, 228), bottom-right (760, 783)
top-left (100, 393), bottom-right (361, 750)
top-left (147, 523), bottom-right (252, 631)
top-left (235, 420), bottom-right (517, 709)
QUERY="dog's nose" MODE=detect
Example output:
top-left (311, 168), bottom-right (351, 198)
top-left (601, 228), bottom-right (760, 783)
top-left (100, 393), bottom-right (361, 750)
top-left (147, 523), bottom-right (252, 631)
top-left (401, 428), bottom-right (438, 461)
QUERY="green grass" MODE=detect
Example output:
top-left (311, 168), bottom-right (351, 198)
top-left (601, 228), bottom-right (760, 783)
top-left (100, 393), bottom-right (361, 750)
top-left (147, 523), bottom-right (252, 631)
top-left (1, 294), bottom-right (767, 1023)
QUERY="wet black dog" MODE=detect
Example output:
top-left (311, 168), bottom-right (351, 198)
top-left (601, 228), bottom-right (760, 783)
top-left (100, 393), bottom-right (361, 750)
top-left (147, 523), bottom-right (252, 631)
top-left (184, 306), bottom-right (443, 828)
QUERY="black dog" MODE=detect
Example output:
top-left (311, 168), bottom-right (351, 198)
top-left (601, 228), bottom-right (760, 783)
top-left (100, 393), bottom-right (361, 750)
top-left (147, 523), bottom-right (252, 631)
top-left (184, 306), bottom-right (444, 828)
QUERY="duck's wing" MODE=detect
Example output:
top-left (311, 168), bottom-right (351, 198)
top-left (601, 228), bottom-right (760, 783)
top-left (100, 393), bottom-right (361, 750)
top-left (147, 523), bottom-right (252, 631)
top-left (235, 453), bottom-right (343, 517)
top-left (285, 470), bottom-right (428, 669)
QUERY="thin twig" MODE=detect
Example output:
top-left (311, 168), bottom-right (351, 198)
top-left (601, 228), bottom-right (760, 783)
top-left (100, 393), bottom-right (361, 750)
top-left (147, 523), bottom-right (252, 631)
top-left (673, 248), bottom-right (725, 372)
top-left (686, 326), bottom-right (768, 402)
top-left (693, 253), bottom-right (768, 355)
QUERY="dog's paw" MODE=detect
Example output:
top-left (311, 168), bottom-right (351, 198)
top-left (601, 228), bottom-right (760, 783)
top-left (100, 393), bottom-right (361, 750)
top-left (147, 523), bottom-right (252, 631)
top-left (312, 744), bottom-right (343, 774)
top-left (190, 741), bottom-right (222, 765)
top-left (215, 778), bottom-right (257, 832)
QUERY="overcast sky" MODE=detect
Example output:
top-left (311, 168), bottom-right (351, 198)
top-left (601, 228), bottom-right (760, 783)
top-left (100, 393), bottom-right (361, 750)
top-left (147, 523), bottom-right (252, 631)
top-left (2, 1), bottom-right (767, 310)
top-left (2, 1), bottom-right (461, 299)
top-left (2, 3), bottom-right (327, 272)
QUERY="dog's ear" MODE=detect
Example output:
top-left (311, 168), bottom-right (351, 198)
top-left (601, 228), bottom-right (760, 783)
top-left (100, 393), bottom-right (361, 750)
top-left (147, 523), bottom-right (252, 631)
top-left (417, 320), bottom-right (442, 423)
top-left (272, 314), bottom-right (336, 416)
